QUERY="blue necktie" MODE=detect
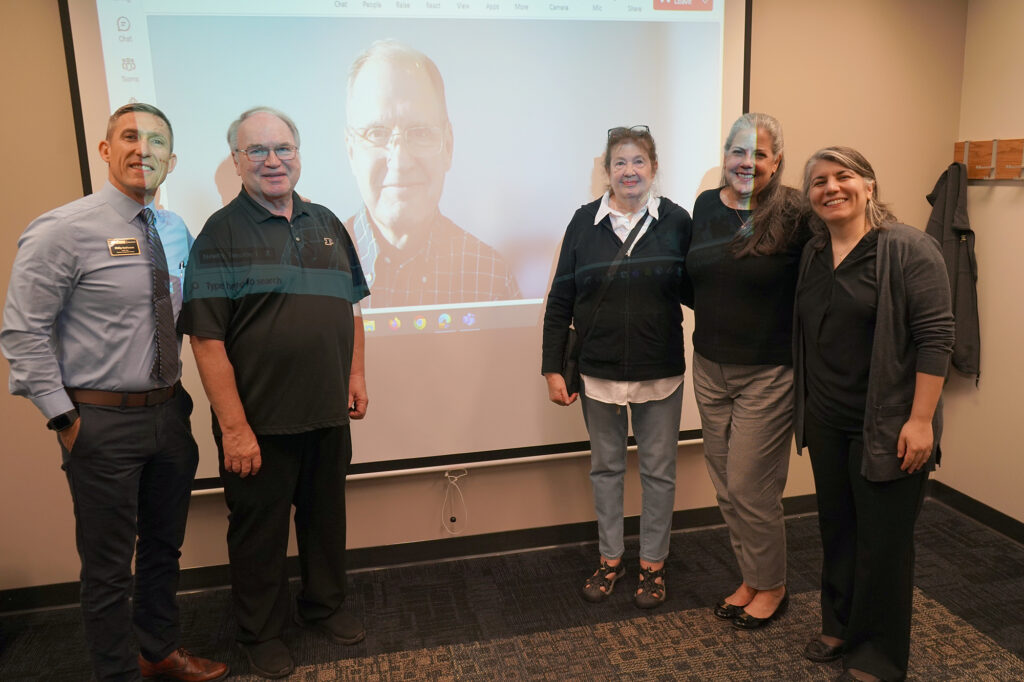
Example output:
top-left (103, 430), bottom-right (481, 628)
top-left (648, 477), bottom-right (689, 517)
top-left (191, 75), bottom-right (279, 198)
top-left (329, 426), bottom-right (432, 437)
top-left (140, 208), bottom-right (178, 383)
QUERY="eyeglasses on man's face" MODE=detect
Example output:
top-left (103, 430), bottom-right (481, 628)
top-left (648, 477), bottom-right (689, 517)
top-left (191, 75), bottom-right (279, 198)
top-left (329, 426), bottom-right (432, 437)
top-left (235, 144), bottom-right (299, 163)
top-left (348, 126), bottom-right (445, 157)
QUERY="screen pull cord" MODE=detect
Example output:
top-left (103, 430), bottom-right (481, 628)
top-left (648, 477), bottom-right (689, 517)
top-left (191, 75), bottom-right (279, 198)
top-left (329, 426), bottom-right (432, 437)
top-left (442, 468), bottom-right (469, 535)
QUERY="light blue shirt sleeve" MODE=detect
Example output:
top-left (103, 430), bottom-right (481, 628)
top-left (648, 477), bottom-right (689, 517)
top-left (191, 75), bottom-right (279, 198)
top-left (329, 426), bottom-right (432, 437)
top-left (1, 184), bottom-right (191, 420)
top-left (155, 208), bottom-right (193, 315)
top-left (1, 209), bottom-right (80, 418)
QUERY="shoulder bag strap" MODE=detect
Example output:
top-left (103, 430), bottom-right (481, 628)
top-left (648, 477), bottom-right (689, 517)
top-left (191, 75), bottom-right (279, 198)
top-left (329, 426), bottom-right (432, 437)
top-left (575, 211), bottom-right (653, 342)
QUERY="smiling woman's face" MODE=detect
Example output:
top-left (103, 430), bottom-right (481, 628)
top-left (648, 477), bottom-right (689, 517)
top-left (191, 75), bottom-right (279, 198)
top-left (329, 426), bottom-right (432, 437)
top-left (608, 141), bottom-right (655, 205)
top-left (806, 159), bottom-right (874, 229)
top-left (722, 126), bottom-right (779, 206)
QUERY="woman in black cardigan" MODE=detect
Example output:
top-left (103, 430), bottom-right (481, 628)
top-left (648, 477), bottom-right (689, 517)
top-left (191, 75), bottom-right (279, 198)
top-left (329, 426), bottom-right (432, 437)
top-left (541, 126), bottom-right (692, 609)
top-left (795, 146), bottom-right (953, 682)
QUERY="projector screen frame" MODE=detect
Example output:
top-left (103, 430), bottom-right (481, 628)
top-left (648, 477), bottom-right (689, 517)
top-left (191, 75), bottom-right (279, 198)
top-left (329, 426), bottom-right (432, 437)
top-left (57, 0), bottom-right (753, 485)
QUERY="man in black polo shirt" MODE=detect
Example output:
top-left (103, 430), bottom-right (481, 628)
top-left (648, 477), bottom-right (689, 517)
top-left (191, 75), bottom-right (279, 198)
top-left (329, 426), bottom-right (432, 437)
top-left (179, 107), bottom-right (370, 678)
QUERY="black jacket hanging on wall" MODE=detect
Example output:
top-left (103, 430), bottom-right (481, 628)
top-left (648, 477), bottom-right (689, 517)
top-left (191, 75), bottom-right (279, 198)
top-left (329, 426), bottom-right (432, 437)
top-left (926, 162), bottom-right (981, 381)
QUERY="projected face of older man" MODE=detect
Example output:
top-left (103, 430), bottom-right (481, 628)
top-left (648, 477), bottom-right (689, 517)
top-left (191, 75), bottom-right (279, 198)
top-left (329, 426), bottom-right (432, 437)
top-left (346, 56), bottom-right (453, 249)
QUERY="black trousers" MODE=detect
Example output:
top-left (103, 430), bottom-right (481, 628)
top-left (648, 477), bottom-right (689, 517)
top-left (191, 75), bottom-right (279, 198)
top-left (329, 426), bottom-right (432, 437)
top-left (218, 425), bottom-right (352, 644)
top-left (61, 389), bottom-right (199, 681)
top-left (804, 410), bottom-right (928, 682)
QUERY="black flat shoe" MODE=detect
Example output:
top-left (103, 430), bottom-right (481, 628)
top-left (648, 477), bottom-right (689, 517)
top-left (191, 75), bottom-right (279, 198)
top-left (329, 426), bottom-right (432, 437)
top-left (803, 637), bottom-right (844, 662)
top-left (732, 591), bottom-right (789, 630)
top-left (834, 669), bottom-right (882, 682)
top-left (713, 599), bottom-right (747, 620)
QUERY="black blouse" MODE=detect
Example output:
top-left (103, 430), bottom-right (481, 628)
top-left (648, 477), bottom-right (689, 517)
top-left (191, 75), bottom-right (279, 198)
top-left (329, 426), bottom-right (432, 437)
top-left (798, 230), bottom-right (879, 431)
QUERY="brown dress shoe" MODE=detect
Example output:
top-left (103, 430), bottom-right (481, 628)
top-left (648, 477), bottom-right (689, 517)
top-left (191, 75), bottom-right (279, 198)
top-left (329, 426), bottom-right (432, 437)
top-left (139, 648), bottom-right (229, 681)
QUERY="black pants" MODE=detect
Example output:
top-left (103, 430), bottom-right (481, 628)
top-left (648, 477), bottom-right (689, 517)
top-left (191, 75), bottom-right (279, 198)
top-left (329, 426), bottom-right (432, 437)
top-left (804, 410), bottom-right (928, 682)
top-left (218, 425), bottom-right (352, 644)
top-left (62, 389), bottom-right (199, 681)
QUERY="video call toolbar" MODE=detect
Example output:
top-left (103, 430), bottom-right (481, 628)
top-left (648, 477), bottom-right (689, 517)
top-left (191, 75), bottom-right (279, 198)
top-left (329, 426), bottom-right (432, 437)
top-left (118, 0), bottom-right (717, 22)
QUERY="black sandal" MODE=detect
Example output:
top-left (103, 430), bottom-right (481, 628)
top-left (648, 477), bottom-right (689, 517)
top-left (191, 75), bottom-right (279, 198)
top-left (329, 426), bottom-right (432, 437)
top-left (634, 566), bottom-right (666, 609)
top-left (581, 561), bottom-right (625, 603)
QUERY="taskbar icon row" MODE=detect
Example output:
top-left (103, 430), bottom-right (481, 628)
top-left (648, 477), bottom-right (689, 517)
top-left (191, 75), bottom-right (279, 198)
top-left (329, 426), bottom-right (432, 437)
top-left (363, 311), bottom-right (477, 333)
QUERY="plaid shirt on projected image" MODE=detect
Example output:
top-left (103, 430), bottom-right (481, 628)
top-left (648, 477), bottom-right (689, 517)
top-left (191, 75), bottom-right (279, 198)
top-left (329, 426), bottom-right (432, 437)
top-left (349, 207), bottom-right (521, 308)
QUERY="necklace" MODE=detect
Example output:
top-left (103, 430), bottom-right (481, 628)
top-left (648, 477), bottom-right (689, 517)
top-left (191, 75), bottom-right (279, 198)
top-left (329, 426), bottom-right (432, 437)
top-left (720, 188), bottom-right (752, 231)
top-left (731, 207), bottom-right (753, 237)
top-left (831, 228), bottom-right (870, 268)
top-left (731, 207), bottom-right (749, 227)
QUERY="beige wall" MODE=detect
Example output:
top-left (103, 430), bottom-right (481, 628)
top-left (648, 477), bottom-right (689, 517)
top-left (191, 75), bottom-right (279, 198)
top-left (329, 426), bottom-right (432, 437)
top-left (0, 0), bottom-right (90, 590)
top-left (932, 0), bottom-right (1024, 520)
top-left (749, 0), bottom-right (967, 230)
top-left (3, 0), bottom-right (1007, 592)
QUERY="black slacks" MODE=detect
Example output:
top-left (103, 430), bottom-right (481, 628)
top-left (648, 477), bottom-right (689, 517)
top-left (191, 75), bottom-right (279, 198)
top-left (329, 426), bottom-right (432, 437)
top-left (218, 425), bottom-right (352, 644)
top-left (804, 410), bottom-right (928, 682)
top-left (62, 388), bottom-right (199, 681)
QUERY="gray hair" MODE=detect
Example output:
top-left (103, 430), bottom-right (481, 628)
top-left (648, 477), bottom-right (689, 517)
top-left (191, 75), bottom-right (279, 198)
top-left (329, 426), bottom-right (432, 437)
top-left (721, 112), bottom-right (802, 257)
top-left (107, 102), bottom-right (174, 150)
top-left (802, 146), bottom-right (897, 230)
top-left (720, 112), bottom-right (784, 186)
top-left (346, 40), bottom-right (449, 121)
top-left (226, 107), bottom-right (301, 151)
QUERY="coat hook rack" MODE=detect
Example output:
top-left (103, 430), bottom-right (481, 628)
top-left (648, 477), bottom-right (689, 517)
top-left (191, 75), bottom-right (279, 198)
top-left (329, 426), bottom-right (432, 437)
top-left (954, 139), bottom-right (1024, 180)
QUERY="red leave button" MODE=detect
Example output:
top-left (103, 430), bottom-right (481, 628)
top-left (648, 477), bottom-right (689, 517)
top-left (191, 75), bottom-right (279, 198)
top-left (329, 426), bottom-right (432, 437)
top-left (653, 0), bottom-right (713, 10)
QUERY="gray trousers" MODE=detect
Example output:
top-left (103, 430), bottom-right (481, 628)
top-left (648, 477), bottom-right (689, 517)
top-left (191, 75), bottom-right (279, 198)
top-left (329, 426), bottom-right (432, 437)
top-left (693, 352), bottom-right (793, 590)
top-left (581, 382), bottom-right (683, 564)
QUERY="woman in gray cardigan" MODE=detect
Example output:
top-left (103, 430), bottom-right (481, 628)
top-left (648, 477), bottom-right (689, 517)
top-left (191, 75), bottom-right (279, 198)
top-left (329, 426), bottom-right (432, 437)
top-left (794, 147), bottom-right (953, 682)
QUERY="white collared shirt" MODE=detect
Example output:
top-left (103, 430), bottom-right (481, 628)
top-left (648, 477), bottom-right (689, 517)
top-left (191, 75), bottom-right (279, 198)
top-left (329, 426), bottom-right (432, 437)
top-left (593, 191), bottom-right (661, 250)
top-left (582, 192), bottom-right (683, 406)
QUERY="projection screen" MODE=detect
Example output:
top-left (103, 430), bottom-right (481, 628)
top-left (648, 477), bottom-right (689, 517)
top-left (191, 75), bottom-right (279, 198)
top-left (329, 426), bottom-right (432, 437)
top-left (62, 0), bottom-right (747, 481)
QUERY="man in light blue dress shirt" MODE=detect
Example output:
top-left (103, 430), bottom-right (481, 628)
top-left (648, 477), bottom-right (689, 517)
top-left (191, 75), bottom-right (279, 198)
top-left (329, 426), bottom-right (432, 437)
top-left (1, 104), bottom-right (226, 681)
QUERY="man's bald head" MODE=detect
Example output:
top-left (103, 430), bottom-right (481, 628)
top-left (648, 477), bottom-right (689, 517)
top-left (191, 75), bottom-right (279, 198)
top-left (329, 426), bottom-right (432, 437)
top-left (346, 40), bottom-right (449, 120)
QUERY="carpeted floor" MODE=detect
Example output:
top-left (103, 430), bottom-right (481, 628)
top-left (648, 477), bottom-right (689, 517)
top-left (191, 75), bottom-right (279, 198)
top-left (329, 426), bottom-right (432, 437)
top-left (264, 590), bottom-right (1024, 681)
top-left (1, 500), bottom-right (1023, 680)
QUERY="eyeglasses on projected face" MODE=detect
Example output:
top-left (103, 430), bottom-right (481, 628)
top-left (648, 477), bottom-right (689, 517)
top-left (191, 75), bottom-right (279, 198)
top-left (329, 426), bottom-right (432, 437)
top-left (235, 145), bottom-right (299, 163)
top-left (607, 125), bottom-right (651, 139)
top-left (348, 126), bottom-right (446, 157)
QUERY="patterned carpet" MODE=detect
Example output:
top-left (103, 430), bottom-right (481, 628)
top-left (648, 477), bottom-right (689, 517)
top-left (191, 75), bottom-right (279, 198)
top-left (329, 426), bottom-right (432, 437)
top-left (1, 500), bottom-right (1023, 680)
top-left (267, 591), bottom-right (1024, 681)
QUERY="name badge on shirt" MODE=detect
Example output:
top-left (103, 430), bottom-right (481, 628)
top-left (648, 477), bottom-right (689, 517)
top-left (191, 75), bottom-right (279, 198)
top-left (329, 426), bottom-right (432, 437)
top-left (107, 238), bottom-right (141, 256)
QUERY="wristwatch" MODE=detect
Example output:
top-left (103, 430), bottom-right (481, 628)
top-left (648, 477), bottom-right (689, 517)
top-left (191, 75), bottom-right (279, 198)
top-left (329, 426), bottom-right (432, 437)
top-left (46, 409), bottom-right (79, 432)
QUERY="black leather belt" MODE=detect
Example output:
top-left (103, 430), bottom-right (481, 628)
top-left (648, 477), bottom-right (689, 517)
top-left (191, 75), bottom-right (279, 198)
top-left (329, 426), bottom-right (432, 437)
top-left (66, 383), bottom-right (178, 407)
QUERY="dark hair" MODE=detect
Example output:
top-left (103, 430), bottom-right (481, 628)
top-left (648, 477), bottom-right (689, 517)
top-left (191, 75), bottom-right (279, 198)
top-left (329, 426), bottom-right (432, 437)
top-left (106, 103), bottom-right (174, 150)
top-left (802, 145), bottom-right (898, 249)
top-left (603, 126), bottom-right (658, 195)
top-left (722, 113), bottom-right (801, 257)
